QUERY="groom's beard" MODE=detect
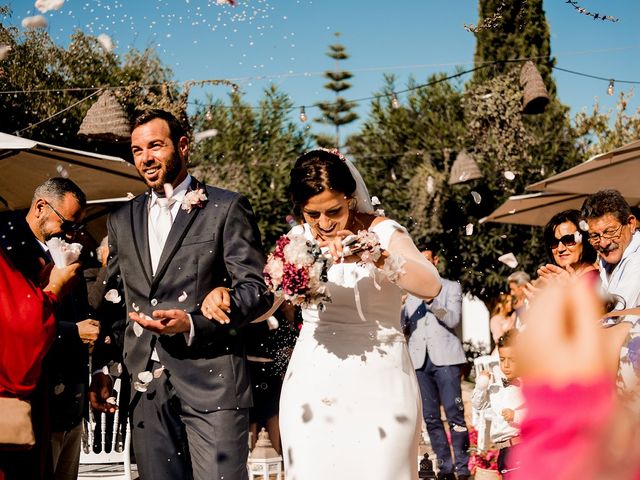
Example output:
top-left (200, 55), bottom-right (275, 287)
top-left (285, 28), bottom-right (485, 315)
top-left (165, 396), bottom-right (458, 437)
top-left (143, 155), bottom-right (181, 192)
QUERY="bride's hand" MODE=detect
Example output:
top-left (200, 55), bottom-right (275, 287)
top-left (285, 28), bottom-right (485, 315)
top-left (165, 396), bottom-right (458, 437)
top-left (202, 287), bottom-right (231, 324)
top-left (317, 229), bottom-right (354, 261)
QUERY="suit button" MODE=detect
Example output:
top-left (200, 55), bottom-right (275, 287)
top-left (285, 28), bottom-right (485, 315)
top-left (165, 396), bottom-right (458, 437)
top-left (151, 298), bottom-right (158, 306)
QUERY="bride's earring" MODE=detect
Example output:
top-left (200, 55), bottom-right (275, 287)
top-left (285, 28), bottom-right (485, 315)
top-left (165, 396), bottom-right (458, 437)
top-left (348, 198), bottom-right (357, 211)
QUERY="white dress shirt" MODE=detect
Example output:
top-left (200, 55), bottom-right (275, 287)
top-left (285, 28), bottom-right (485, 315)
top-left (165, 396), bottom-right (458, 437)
top-left (601, 230), bottom-right (640, 324)
top-left (147, 174), bottom-right (195, 355)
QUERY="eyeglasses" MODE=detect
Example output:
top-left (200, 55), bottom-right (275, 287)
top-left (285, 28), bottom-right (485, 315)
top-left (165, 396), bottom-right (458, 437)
top-left (44, 200), bottom-right (84, 234)
top-left (587, 223), bottom-right (624, 245)
top-left (549, 232), bottom-right (581, 250)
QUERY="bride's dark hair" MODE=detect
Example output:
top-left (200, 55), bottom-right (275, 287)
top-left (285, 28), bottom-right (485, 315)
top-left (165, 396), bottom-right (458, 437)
top-left (288, 149), bottom-right (356, 218)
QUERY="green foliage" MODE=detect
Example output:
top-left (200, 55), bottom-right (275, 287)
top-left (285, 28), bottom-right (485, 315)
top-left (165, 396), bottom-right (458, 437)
top-left (0, 11), bottom-right (174, 150)
top-left (314, 32), bottom-right (358, 148)
top-left (573, 91), bottom-right (640, 158)
top-left (188, 86), bottom-right (311, 248)
top-left (473, 0), bottom-right (555, 94)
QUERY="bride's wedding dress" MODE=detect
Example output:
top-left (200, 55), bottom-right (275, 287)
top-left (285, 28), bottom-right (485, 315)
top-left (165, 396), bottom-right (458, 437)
top-left (280, 219), bottom-right (421, 480)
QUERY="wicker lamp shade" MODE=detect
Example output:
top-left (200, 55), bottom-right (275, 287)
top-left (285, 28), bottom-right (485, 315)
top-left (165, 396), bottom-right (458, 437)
top-left (78, 90), bottom-right (131, 142)
top-left (448, 149), bottom-right (483, 185)
top-left (520, 61), bottom-right (550, 115)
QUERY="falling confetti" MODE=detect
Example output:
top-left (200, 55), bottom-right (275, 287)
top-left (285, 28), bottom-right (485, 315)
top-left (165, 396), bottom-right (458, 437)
top-left (104, 289), bottom-right (121, 303)
top-left (55, 165), bottom-right (69, 178)
top-left (193, 129), bottom-right (218, 142)
top-left (471, 191), bottom-right (482, 204)
top-left (53, 383), bottom-right (65, 395)
top-left (178, 291), bottom-right (188, 302)
top-left (133, 321), bottom-right (143, 337)
top-left (97, 33), bottom-right (113, 52)
top-left (0, 45), bottom-right (11, 61)
top-left (504, 171), bottom-right (516, 181)
top-left (498, 252), bottom-right (518, 269)
top-left (22, 15), bottom-right (48, 29)
top-left (371, 196), bottom-right (381, 206)
top-left (35, 0), bottom-right (64, 13)
top-left (579, 220), bottom-right (589, 231)
top-left (465, 223), bottom-right (474, 236)
top-left (163, 183), bottom-right (174, 199)
top-left (426, 176), bottom-right (435, 195)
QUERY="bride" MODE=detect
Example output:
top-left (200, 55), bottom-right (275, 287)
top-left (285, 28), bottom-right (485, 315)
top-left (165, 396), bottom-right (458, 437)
top-left (203, 148), bottom-right (441, 479)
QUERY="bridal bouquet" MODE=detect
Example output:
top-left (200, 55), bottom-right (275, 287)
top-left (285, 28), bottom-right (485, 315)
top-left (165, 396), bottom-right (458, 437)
top-left (264, 234), bottom-right (332, 309)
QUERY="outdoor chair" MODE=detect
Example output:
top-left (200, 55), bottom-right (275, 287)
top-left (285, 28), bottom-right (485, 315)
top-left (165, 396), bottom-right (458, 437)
top-left (77, 377), bottom-right (136, 480)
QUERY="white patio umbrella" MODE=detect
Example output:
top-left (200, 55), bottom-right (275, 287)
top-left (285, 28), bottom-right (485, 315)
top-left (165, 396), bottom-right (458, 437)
top-left (0, 132), bottom-right (144, 212)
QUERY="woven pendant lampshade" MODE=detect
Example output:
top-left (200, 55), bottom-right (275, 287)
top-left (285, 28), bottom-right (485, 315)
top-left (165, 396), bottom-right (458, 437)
top-left (448, 149), bottom-right (483, 185)
top-left (520, 61), bottom-right (550, 115)
top-left (78, 90), bottom-right (131, 142)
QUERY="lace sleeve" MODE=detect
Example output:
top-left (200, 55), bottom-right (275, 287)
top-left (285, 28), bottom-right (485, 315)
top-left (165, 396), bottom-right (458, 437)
top-left (372, 219), bottom-right (441, 299)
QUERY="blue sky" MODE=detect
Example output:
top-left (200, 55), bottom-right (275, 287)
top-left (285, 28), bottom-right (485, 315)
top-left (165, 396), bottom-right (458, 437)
top-left (8, 0), bottom-right (640, 140)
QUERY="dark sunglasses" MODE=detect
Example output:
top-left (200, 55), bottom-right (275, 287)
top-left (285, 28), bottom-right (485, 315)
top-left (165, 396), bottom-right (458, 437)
top-left (549, 232), bottom-right (581, 250)
top-left (45, 200), bottom-right (84, 233)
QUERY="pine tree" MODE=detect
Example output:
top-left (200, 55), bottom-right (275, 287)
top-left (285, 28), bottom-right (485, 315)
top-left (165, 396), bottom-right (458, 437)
top-left (314, 32), bottom-right (358, 149)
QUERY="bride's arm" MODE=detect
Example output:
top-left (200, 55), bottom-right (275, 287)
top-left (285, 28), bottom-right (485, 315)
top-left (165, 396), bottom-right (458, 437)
top-left (202, 286), bottom-right (284, 324)
top-left (381, 229), bottom-right (442, 300)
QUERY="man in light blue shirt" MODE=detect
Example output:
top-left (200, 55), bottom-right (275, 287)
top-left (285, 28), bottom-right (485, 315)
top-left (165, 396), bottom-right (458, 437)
top-left (582, 189), bottom-right (640, 321)
top-left (401, 249), bottom-right (469, 480)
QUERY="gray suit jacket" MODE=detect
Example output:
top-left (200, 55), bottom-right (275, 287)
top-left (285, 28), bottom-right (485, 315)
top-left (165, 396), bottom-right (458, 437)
top-left (103, 178), bottom-right (272, 412)
top-left (401, 278), bottom-right (466, 368)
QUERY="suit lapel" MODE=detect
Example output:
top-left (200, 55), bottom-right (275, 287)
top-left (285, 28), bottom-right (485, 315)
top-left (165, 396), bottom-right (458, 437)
top-left (130, 194), bottom-right (152, 287)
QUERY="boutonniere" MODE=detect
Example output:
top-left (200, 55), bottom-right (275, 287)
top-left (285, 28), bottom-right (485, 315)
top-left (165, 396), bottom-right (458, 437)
top-left (181, 188), bottom-right (207, 213)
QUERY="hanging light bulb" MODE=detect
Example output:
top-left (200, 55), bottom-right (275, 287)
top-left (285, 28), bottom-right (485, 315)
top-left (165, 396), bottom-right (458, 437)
top-left (607, 79), bottom-right (615, 96)
top-left (205, 108), bottom-right (213, 121)
top-left (391, 92), bottom-right (400, 109)
top-left (299, 106), bottom-right (307, 122)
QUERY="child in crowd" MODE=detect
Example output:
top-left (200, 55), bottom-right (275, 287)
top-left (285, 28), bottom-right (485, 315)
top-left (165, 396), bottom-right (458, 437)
top-left (471, 329), bottom-right (525, 477)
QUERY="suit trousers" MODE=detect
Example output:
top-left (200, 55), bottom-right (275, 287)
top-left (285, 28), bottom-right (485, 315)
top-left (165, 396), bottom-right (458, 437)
top-left (130, 363), bottom-right (250, 480)
top-left (415, 355), bottom-right (470, 476)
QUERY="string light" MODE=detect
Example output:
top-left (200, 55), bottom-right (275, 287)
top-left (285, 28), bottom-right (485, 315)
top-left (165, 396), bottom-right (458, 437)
top-left (607, 79), bottom-right (615, 96)
top-left (299, 106), bottom-right (307, 122)
top-left (391, 92), bottom-right (400, 109)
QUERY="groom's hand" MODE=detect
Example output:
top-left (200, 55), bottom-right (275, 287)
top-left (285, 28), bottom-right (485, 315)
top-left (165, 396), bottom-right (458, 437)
top-left (129, 309), bottom-right (191, 334)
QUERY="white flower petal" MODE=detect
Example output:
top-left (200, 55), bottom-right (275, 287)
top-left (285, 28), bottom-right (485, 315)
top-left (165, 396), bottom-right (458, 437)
top-left (21, 15), bottom-right (48, 29)
top-left (54, 383), bottom-right (65, 395)
top-left (0, 45), bottom-right (12, 61)
top-left (504, 171), bottom-right (516, 181)
top-left (471, 191), bottom-right (482, 204)
top-left (133, 381), bottom-right (148, 393)
top-left (579, 220), bottom-right (589, 231)
top-left (106, 396), bottom-right (117, 405)
top-left (104, 289), bottom-right (121, 303)
top-left (163, 183), bottom-right (174, 200)
top-left (126, 192), bottom-right (135, 200)
top-left (133, 321), bottom-right (143, 337)
top-left (266, 316), bottom-right (279, 331)
top-left (35, 0), bottom-right (64, 13)
top-left (498, 252), bottom-right (518, 269)
top-left (178, 291), bottom-right (188, 302)
top-left (132, 302), bottom-right (140, 312)
top-left (371, 196), bottom-right (381, 206)
top-left (465, 223), bottom-right (474, 236)
top-left (153, 366), bottom-right (165, 378)
top-left (97, 33), bottom-right (113, 52)
top-left (137, 371), bottom-right (153, 383)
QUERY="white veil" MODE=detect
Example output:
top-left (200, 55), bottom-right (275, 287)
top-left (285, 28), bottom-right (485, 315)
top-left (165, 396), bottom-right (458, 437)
top-left (343, 157), bottom-right (374, 214)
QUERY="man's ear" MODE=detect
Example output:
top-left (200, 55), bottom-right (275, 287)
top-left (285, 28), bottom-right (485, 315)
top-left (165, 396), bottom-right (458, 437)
top-left (628, 215), bottom-right (637, 230)
top-left (177, 136), bottom-right (189, 162)
top-left (34, 198), bottom-right (46, 218)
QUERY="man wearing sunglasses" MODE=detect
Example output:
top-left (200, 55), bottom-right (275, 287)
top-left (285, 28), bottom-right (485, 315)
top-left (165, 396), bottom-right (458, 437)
top-left (0, 177), bottom-right (99, 480)
top-left (582, 189), bottom-right (640, 321)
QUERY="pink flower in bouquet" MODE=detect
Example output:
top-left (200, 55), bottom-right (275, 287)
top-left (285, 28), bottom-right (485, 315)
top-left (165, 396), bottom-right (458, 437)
top-left (264, 256), bottom-right (284, 285)
top-left (281, 263), bottom-right (309, 296)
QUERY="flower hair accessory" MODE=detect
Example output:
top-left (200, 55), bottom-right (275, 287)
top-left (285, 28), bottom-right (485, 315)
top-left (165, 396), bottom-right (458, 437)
top-left (181, 188), bottom-right (207, 213)
top-left (310, 147), bottom-right (349, 163)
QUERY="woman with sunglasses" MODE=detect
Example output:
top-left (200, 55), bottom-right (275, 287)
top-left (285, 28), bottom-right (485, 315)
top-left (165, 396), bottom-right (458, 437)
top-left (538, 209), bottom-right (598, 281)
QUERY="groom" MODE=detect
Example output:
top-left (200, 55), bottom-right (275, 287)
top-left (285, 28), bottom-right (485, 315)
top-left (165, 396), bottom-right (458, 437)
top-left (90, 109), bottom-right (272, 480)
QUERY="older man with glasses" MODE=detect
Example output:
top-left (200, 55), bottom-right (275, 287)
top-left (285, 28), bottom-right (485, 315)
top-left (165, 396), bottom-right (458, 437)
top-left (0, 177), bottom-right (99, 480)
top-left (581, 189), bottom-right (640, 322)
